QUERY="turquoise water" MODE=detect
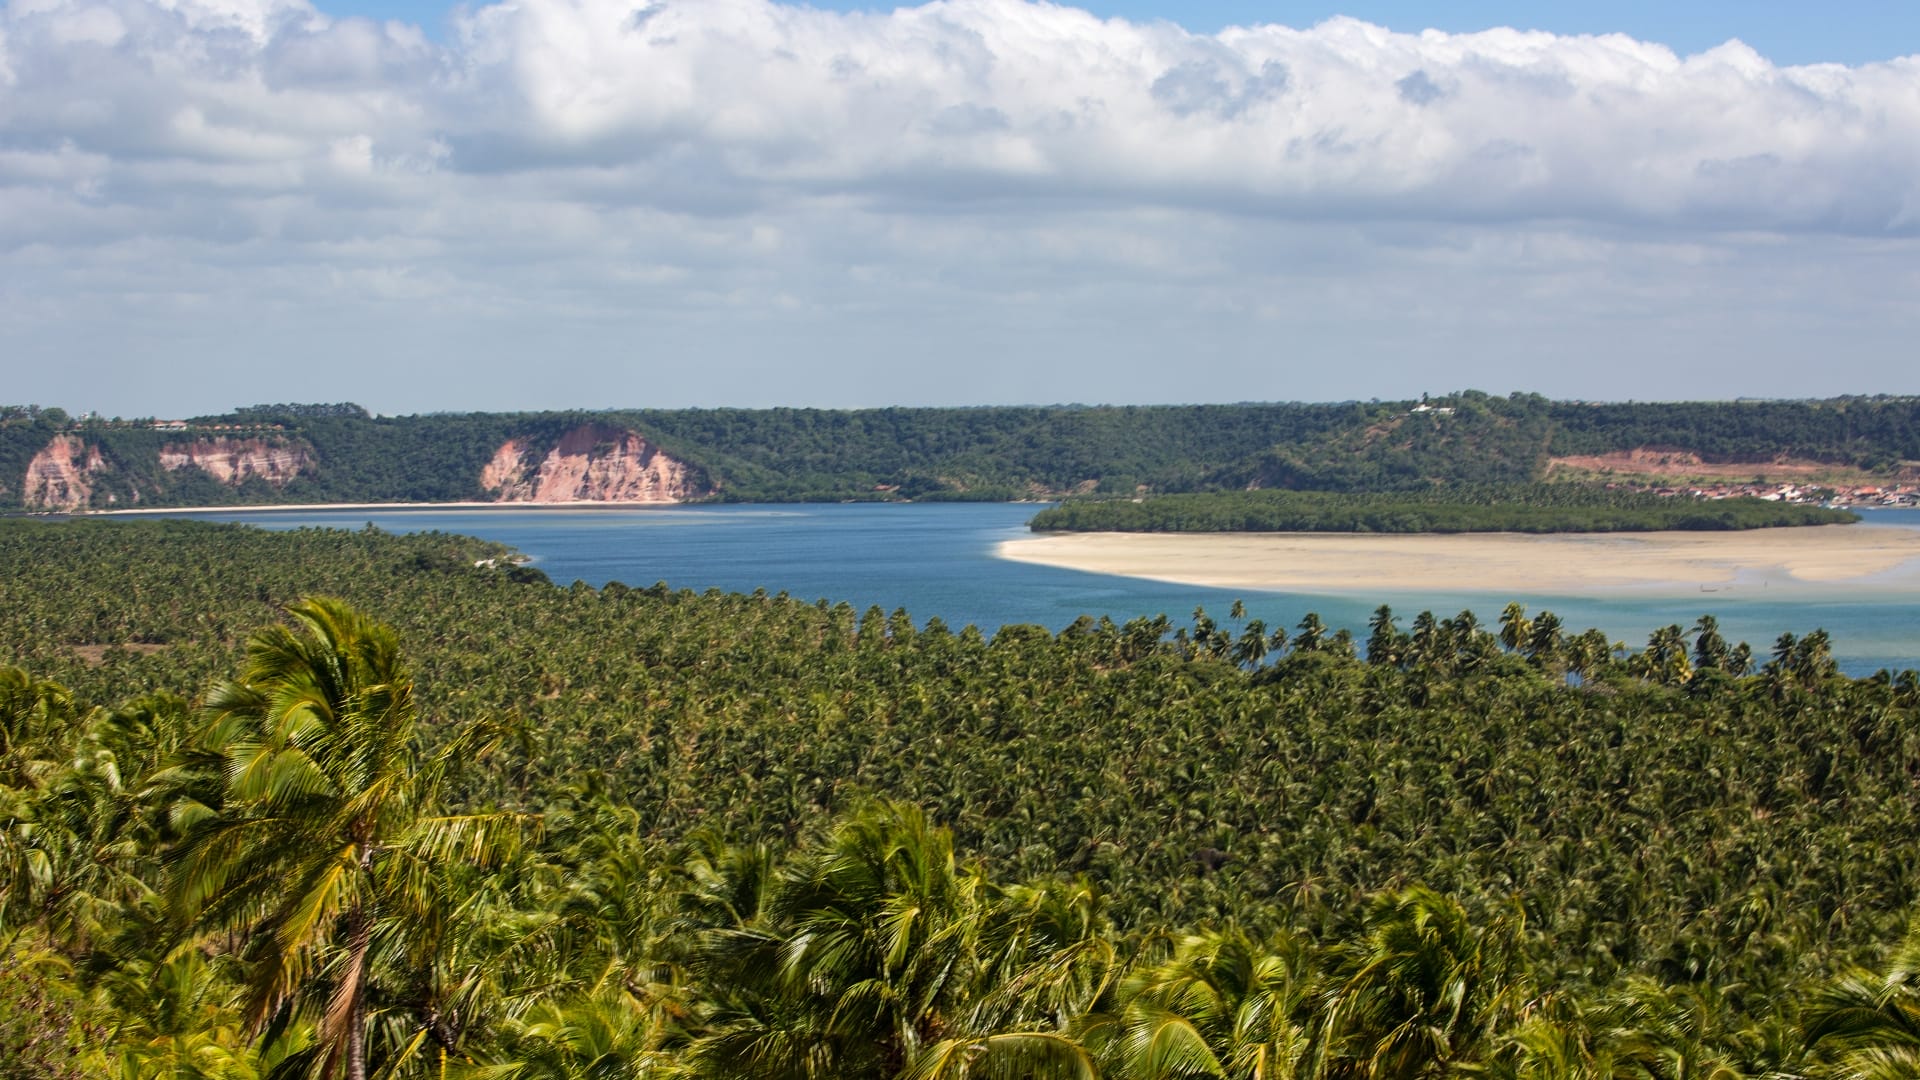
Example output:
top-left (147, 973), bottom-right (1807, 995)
top-left (162, 503), bottom-right (1920, 676)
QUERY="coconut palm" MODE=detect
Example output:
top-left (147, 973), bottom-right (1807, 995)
top-left (684, 801), bottom-right (1099, 1080)
top-left (1803, 916), bottom-right (1920, 1080)
top-left (98, 949), bottom-right (288, 1080)
top-left (1525, 613), bottom-right (1565, 670)
top-left (1498, 604), bottom-right (1533, 656)
top-left (1232, 622), bottom-right (1271, 670)
top-left (1638, 626), bottom-right (1693, 687)
top-left (1689, 617), bottom-right (1730, 673)
top-left (1291, 615), bottom-right (1329, 655)
top-left (1096, 927), bottom-right (1316, 1080)
top-left (1484, 1008), bottom-right (1616, 1080)
top-left (1365, 606), bottom-right (1403, 668)
top-left (468, 991), bottom-right (675, 1080)
top-left (1319, 887), bottom-right (1527, 1079)
top-left (167, 597), bottom-right (524, 1080)
top-left (1, 668), bottom-right (80, 931)
top-left (1600, 978), bottom-right (1750, 1080)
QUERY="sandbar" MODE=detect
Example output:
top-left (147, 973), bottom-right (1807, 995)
top-left (997, 524), bottom-right (1920, 598)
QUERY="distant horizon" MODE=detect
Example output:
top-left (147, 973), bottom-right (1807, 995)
top-left (18, 389), bottom-right (1920, 423)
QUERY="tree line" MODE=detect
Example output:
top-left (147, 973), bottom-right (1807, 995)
top-left (5, 393), bottom-right (1918, 509)
top-left (1028, 486), bottom-right (1860, 533)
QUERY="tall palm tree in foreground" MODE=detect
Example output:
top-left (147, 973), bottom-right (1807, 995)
top-left (687, 801), bottom-right (1101, 1080)
top-left (1094, 927), bottom-right (1315, 1079)
top-left (1804, 916), bottom-right (1920, 1080)
top-left (1320, 887), bottom-right (1527, 1079)
top-left (169, 597), bottom-right (522, 1080)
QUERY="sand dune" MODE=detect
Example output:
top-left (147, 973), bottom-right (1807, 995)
top-left (998, 524), bottom-right (1920, 597)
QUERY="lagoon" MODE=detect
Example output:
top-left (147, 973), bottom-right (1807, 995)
top-left (154, 502), bottom-right (1920, 676)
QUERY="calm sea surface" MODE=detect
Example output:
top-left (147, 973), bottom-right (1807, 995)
top-left (161, 503), bottom-right (1920, 677)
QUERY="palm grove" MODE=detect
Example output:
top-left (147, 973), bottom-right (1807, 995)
top-left (4, 519), bottom-right (1920, 1079)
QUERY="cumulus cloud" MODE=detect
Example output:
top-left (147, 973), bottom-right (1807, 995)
top-left (2, 0), bottom-right (1918, 412)
top-left (8, 0), bottom-right (1918, 229)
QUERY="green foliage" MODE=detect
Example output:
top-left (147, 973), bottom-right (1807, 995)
top-left (3, 520), bottom-right (1920, 1078)
top-left (1029, 486), bottom-right (1860, 533)
top-left (0, 938), bottom-right (109, 1080)
top-left (1547, 395), bottom-right (1920, 466)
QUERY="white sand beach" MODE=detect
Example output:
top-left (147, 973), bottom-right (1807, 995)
top-left (998, 525), bottom-right (1920, 597)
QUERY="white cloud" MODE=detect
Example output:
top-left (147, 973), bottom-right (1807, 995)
top-left (2, 0), bottom-right (1918, 413)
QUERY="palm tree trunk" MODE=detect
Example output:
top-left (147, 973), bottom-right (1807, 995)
top-left (341, 901), bottom-right (373, 1080)
top-left (346, 998), bottom-right (367, 1080)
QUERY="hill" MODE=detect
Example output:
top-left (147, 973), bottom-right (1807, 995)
top-left (4, 393), bottom-right (1919, 510)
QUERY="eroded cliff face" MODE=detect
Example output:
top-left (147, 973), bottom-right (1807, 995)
top-left (484, 426), bottom-right (706, 503)
top-left (159, 437), bottom-right (311, 486)
top-left (25, 436), bottom-right (109, 510)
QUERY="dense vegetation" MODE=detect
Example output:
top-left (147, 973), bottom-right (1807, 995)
top-left (1028, 487), bottom-right (1861, 533)
top-left (5, 518), bottom-right (1920, 1078)
top-left (6, 393), bottom-right (1918, 509)
top-left (1546, 397), bottom-right (1920, 471)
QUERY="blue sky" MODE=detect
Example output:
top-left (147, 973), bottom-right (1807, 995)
top-left (329, 0), bottom-right (1920, 67)
top-left (4, 0), bottom-right (1919, 415)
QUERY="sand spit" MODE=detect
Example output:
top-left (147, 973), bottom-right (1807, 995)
top-left (998, 524), bottom-right (1920, 597)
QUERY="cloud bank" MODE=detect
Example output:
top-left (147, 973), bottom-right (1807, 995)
top-left (4, 0), bottom-right (1918, 413)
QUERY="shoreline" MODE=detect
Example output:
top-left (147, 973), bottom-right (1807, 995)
top-left (997, 525), bottom-right (1920, 599)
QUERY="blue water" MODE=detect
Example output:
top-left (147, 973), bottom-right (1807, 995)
top-left (160, 503), bottom-right (1920, 677)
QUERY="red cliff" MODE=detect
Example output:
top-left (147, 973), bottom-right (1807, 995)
top-left (24, 436), bottom-right (109, 510)
top-left (483, 426), bottom-right (706, 503)
top-left (159, 437), bottom-right (312, 486)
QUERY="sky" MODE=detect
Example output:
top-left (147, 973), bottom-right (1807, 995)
top-left (4, 0), bottom-right (1918, 417)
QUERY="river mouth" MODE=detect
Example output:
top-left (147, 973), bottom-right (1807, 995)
top-left (107, 503), bottom-right (1920, 676)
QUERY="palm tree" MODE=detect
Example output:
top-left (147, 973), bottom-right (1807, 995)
top-left (1, 669), bottom-right (81, 926)
top-left (1689, 616), bottom-right (1730, 673)
top-left (1320, 887), bottom-right (1527, 1079)
top-left (1803, 916), bottom-right (1920, 1080)
top-left (168, 597), bottom-right (523, 1080)
top-left (1638, 626), bottom-right (1692, 687)
top-left (1190, 609), bottom-right (1228, 662)
top-left (97, 949), bottom-right (285, 1080)
top-left (685, 801), bottom-right (1099, 1080)
top-left (1232, 622), bottom-right (1270, 670)
top-left (1600, 978), bottom-right (1750, 1080)
top-left (1485, 1008), bottom-right (1615, 1080)
top-left (1292, 615), bottom-right (1329, 655)
top-left (1096, 927), bottom-right (1315, 1079)
top-left (1525, 613), bottom-right (1564, 669)
top-left (473, 991), bottom-right (675, 1080)
top-left (1498, 604), bottom-right (1532, 656)
top-left (1365, 607), bottom-right (1402, 668)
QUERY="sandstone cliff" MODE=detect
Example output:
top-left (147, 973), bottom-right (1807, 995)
top-left (159, 437), bottom-right (311, 486)
top-left (483, 426), bottom-right (706, 503)
top-left (25, 436), bottom-right (110, 511)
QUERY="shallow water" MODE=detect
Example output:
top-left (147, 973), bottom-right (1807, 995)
top-left (155, 503), bottom-right (1920, 676)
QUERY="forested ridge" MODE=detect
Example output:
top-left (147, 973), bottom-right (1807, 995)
top-left (5, 393), bottom-right (1919, 509)
top-left (5, 518), bottom-right (1920, 1079)
top-left (1028, 486), bottom-right (1861, 533)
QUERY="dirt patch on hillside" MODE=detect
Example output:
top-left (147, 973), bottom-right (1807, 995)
top-left (70, 643), bottom-right (170, 666)
top-left (1546, 450), bottom-right (1896, 483)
